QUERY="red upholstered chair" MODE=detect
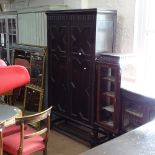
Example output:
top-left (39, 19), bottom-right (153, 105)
top-left (0, 59), bottom-right (30, 137)
top-left (3, 106), bottom-right (52, 155)
top-left (3, 125), bottom-right (28, 137)
top-left (0, 59), bottom-right (30, 95)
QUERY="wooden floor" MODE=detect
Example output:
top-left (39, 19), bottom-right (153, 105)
top-left (36, 129), bottom-right (89, 155)
top-left (0, 99), bottom-right (89, 155)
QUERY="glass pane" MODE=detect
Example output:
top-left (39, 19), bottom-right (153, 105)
top-left (9, 49), bottom-right (13, 64)
top-left (8, 19), bottom-right (12, 34)
top-left (9, 35), bottom-right (12, 46)
top-left (0, 19), bottom-right (2, 33)
top-left (0, 48), bottom-right (7, 60)
top-left (12, 19), bottom-right (16, 34)
top-left (2, 19), bottom-right (6, 33)
top-left (13, 35), bottom-right (16, 45)
top-left (8, 18), bottom-right (16, 35)
top-left (0, 33), bottom-right (6, 47)
top-left (9, 35), bottom-right (16, 47)
top-left (4, 34), bottom-right (6, 47)
top-left (0, 36), bottom-right (1, 46)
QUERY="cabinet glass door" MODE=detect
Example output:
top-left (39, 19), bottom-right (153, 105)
top-left (0, 18), bottom-right (7, 60)
top-left (0, 15), bottom-right (17, 63)
top-left (8, 17), bottom-right (17, 63)
top-left (96, 61), bottom-right (121, 134)
top-left (97, 65), bottom-right (117, 127)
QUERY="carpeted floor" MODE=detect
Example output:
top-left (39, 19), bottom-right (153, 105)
top-left (36, 130), bottom-right (89, 155)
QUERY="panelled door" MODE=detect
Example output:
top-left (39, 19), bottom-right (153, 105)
top-left (69, 13), bottom-right (96, 123)
top-left (48, 14), bottom-right (70, 115)
top-left (48, 12), bottom-right (96, 124)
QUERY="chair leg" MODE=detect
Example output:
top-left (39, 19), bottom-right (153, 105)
top-left (0, 131), bottom-right (3, 155)
top-left (18, 148), bottom-right (22, 155)
top-left (43, 148), bottom-right (47, 155)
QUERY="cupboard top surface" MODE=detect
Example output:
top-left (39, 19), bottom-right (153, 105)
top-left (46, 8), bottom-right (117, 14)
top-left (12, 44), bottom-right (46, 54)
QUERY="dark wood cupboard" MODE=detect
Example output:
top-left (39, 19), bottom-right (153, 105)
top-left (47, 9), bottom-right (117, 143)
top-left (121, 88), bottom-right (155, 132)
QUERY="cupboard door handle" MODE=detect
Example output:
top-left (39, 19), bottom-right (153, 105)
top-left (78, 52), bottom-right (82, 56)
top-left (70, 82), bottom-right (76, 89)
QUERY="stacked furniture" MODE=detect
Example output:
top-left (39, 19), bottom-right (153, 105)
top-left (12, 44), bottom-right (47, 128)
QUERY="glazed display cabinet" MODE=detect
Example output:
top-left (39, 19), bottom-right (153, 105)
top-left (96, 54), bottom-right (121, 134)
top-left (0, 11), bottom-right (17, 63)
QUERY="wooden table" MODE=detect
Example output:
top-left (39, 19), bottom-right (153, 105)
top-left (80, 120), bottom-right (155, 155)
top-left (0, 104), bottom-right (22, 127)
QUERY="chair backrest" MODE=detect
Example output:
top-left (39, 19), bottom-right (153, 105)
top-left (0, 65), bottom-right (30, 95)
top-left (0, 121), bottom-right (5, 155)
top-left (15, 106), bottom-right (52, 154)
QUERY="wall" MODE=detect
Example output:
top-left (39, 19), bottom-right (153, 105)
top-left (10, 0), bottom-right (64, 10)
top-left (29, 0), bottom-right (64, 7)
top-left (10, 0), bottom-right (87, 10)
top-left (4, 0), bottom-right (135, 53)
top-left (88, 0), bottom-right (136, 53)
top-left (63, 0), bottom-right (88, 8)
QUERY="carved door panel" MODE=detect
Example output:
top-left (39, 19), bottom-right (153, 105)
top-left (47, 15), bottom-right (69, 55)
top-left (48, 15), bottom-right (70, 115)
top-left (69, 16), bottom-right (95, 123)
top-left (70, 14), bottom-right (96, 59)
top-left (48, 13), bottom-right (96, 124)
top-left (70, 56), bottom-right (93, 123)
top-left (49, 53), bottom-right (69, 114)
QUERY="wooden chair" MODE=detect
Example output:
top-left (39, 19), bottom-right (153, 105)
top-left (0, 121), bottom-right (5, 155)
top-left (3, 106), bottom-right (52, 155)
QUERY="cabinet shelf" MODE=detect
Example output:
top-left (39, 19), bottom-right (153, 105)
top-left (102, 91), bottom-right (115, 98)
top-left (102, 76), bottom-right (115, 82)
top-left (125, 108), bottom-right (143, 118)
top-left (102, 105), bottom-right (114, 113)
top-left (99, 120), bottom-right (114, 127)
top-left (124, 124), bottom-right (137, 132)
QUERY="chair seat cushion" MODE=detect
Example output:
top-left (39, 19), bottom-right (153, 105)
top-left (3, 129), bottom-right (45, 155)
top-left (3, 124), bottom-right (28, 137)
